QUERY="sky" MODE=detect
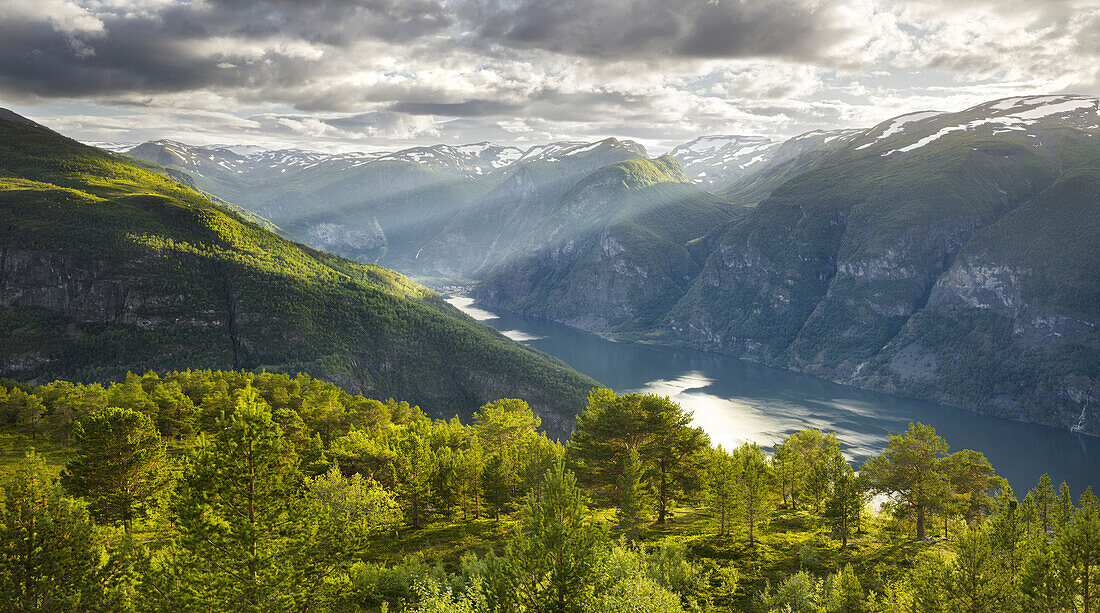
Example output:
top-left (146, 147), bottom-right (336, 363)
top-left (0, 0), bottom-right (1097, 154)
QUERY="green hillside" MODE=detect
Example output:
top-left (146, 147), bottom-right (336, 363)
top-left (0, 116), bottom-right (597, 435)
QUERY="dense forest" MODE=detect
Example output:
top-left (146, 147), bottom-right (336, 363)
top-left (0, 370), bottom-right (1097, 612)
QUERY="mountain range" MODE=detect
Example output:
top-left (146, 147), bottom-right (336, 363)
top-left (80, 94), bottom-right (1100, 435)
top-left (0, 112), bottom-right (597, 435)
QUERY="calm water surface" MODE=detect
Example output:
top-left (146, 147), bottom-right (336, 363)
top-left (448, 297), bottom-right (1100, 497)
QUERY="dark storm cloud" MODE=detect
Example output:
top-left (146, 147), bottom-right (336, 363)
top-left (470, 0), bottom-right (854, 60)
top-left (389, 99), bottom-right (522, 116)
top-left (0, 0), bottom-right (451, 100)
top-left (0, 0), bottom-right (869, 103)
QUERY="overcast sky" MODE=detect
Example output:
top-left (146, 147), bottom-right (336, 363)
top-left (0, 0), bottom-right (1097, 153)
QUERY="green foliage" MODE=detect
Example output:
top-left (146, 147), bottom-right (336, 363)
top-left (163, 386), bottom-right (350, 610)
top-left (508, 461), bottom-right (608, 612)
top-left (0, 452), bottom-right (101, 611)
top-left (0, 370), bottom-right (1089, 613)
top-left (862, 422), bottom-right (950, 540)
top-left (568, 390), bottom-right (709, 524)
top-left (737, 442), bottom-right (775, 547)
top-left (61, 407), bottom-right (168, 535)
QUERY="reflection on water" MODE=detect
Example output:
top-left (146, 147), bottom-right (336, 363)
top-left (446, 296), bottom-right (499, 321)
top-left (447, 297), bottom-right (1100, 496)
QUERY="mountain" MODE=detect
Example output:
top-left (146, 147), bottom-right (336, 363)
top-left (86, 94), bottom-right (1100, 435)
top-left (409, 138), bottom-right (651, 278)
top-left (668, 94), bottom-right (1100, 433)
top-left (472, 156), bottom-right (748, 331)
top-left (0, 111), bottom-right (598, 435)
top-left (121, 140), bottom-right (526, 270)
top-left (669, 135), bottom-right (779, 187)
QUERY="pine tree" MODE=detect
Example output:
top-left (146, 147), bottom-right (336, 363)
top-left (861, 422), bottom-right (950, 540)
top-left (707, 446), bottom-right (738, 537)
top-left (944, 449), bottom-right (1003, 525)
top-left (987, 485), bottom-right (1026, 575)
top-left (61, 407), bottom-right (168, 535)
top-left (166, 385), bottom-right (348, 611)
top-left (1020, 536), bottom-right (1074, 613)
top-left (737, 442), bottom-right (773, 546)
top-left (567, 391), bottom-right (708, 524)
top-left (474, 398), bottom-right (541, 458)
top-left (0, 452), bottom-right (101, 611)
top-left (825, 464), bottom-right (862, 548)
top-left (1034, 473), bottom-right (1057, 532)
top-left (1060, 488), bottom-right (1100, 613)
top-left (924, 529), bottom-right (1017, 612)
top-left (1055, 482), bottom-right (1075, 529)
top-left (395, 427), bottom-right (435, 528)
top-left (509, 461), bottom-right (605, 613)
top-left (822, 563), bottom-right (864, 613)
top-left (616, 446), bottom-right (648, 539)
top-left (482, 452), bottom-right (516, 522)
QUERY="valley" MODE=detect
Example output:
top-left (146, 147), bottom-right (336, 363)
top-left (116, 95), bottom-right (1100, 437)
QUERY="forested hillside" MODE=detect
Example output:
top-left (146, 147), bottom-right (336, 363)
top-left (1, 371), bottom-right (1097, 612)
top-left (0, 114), bottom-right (597, 434)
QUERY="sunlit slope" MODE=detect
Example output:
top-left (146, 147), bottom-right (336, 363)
top-left (474, 157), bottom-right (748, 332)
top-left (0, 116), bottom-right (597, 433)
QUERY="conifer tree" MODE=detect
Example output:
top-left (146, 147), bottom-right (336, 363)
top-left (0, 452), bottom-right (100, 612)
top-left (707, 446), bottom-right (738, 537)
top-left (861, 422), bottom-right (950, 540)
top-left (1020, 536), bottom-right (1074, 613)
top-left (737, 442), bottom-right (773, 546)
top-left (61, 407), bottom-right (168, 535)
top-left (167, 385), bottom-right (351, 611)
top-left (826, 464), bottom-right (862, 548)
top-left (1061, 488), bottom-right (1100, 613)
top-left (509, 461), bottom-right (605, 613)
top-left (395, 427), bottom-right (435, 528)
top-left (483, 452), bottom-right (516, 522)
top-left (1034, 473), bottom-right (1058, 532)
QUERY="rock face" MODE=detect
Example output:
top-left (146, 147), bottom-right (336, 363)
top-left (664, 96), bottom-right (1100, 435)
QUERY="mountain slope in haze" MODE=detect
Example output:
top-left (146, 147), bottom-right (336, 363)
top-left (0, 112), bottom-right (598, 435)
top-left (669, 95), bottom-right (1100, 434)
top-left (122, 140), bottom-right (515, 270)
top-left (472, 156), bottom-right (749, 332)
top-left (411, 138), bottom-right (651, 279)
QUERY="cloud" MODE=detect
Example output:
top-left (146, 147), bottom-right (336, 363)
top-left (0, 0), bottom-right (1096, 152)
top-left (469, 0), bottom-right (887, 64)
top-left (389, 99), bottom-right (522, 117)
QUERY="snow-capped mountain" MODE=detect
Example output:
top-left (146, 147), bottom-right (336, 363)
top-left (514, 138), bottom-right (647, 165)
top-left (121, 139), bottom-right (531, 181)
top-left (846, 95), bottom-right (1099, 156)
top-left (668, 135), bottom-right (779, 186)
top-left (84, 140), bottom-right (140, 153)
top-left (371, 142), bottom-right (524, 176)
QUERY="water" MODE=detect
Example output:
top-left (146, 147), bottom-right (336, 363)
top-left (448, 297), bottom-right (1100, 497)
